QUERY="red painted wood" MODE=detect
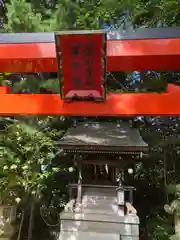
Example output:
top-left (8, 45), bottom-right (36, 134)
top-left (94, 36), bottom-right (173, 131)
top-left (56, 33), bottom-right (106, 100)
top-left (0, 38), bottom-right (180, 72)
top-left (0, 90), bottom-right (180, 116)
top-left (0, 86), bottom-right (10, 94)
top-left (166, 83), bottom-right (180, 93)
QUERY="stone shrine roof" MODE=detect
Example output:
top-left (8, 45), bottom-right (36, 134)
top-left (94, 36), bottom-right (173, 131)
top-left (56, 122), bottom-right (148, 154)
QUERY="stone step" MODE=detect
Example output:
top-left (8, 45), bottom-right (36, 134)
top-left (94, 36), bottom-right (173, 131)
top-left (59, 231), bottom-right (139, 240)
top-left (81, 208), bottom-right (124, 216)
top-left (61, 220), bottom-right (139, 236)
top-left (82, 196), bottom-right (116, 202)
top-left (82, 196), bottom-right (116, 203)
top-left (78, 201), bottom-right (120, 214)
top-left (60, 212), bottom-right (139, 236)
top-left (60, 212), bottom-right (139, 223)
top-left (81, 196), bottom-right (116, 206)
top-left (82, 188), bottom-right (116, 198)
top-left (81, 202), bottom-right (116, 209)
top-left (83, 187), bottom-right (116, 194)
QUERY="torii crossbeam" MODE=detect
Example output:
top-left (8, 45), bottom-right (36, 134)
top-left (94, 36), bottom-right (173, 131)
top-left (1, 27), bottom-right (180, 116)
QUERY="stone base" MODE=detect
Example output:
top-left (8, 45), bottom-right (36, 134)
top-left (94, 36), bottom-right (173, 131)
top-left (59, 187), bottom-right (139, 240)
top-left (60, 212), bottom-right (139, 236)
top-left (59, 231), bottom-right (139, 240)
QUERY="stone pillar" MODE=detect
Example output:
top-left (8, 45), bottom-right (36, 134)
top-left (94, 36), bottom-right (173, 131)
top-left (117, 187), bottom-right (125, 216)
top-left (75, 155), bottom-right (82, 212)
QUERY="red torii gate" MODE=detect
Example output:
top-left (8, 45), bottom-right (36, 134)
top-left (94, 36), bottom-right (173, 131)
top-left (1, 28), bottom-right (180, 116)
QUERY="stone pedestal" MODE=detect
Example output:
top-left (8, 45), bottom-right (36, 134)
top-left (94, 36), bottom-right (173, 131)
top-left (60, 213), bottom-right (139, 240)
top-left (0, 205), bottom-right (17, 240)
top-left (59, 187), bottom-right (139, 240)
top-left (174, 215), bottom-right (180, 238)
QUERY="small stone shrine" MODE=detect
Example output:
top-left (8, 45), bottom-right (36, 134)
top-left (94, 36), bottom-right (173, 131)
top-left (56, 121), bottom-right (148, 240)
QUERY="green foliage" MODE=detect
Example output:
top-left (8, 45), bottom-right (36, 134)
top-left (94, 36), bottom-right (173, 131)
top-left (0, 73), bottom-right (12, 85)
top-left (0, 122), bottom-right (58, 204)
top-left (3, 0), bottom-right (180, 34)
top-left (12, 77), bottom-right (60, 93)
top-left (5, 0), bottom-right (45, 32)
top-left (147, 213), bottom-right (174, 240)
top-left (2, 0), bottom-right (180, 239)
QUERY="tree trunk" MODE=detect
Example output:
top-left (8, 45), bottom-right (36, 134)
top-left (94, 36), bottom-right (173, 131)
top-left (27, 202), bottom-right (35, 240)
top-left (17, 210), bottom-right (25, 240)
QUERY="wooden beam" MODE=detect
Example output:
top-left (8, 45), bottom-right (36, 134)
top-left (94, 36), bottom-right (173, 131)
top-left (0, 86), bottom-right (10, 94)
top-left (1, 90), bottom-right (180, 116)
top-left (1, 38), bottom-right (180, 72)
